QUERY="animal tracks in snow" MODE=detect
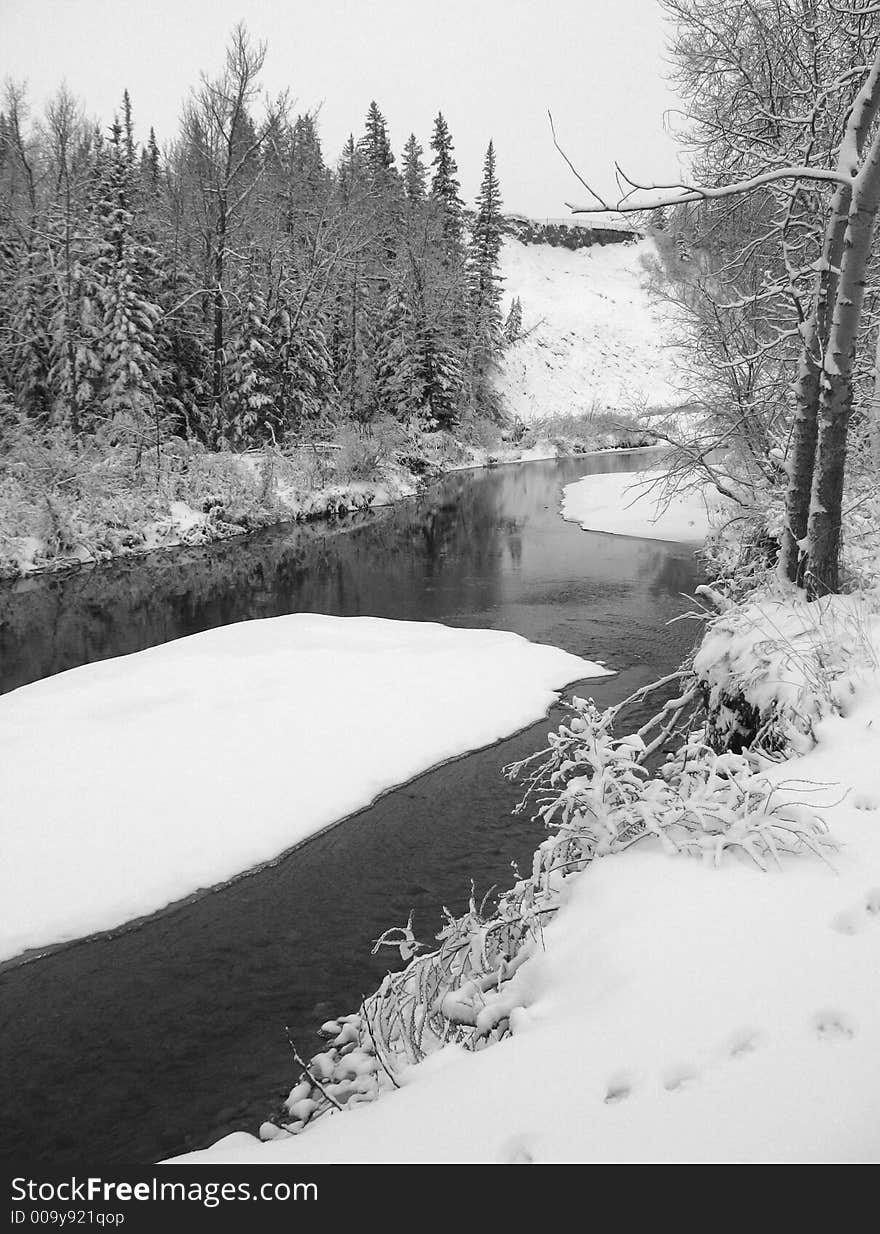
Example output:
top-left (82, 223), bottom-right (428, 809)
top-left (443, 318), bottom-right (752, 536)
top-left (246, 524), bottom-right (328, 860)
top-left (811, 1008), bottom-right (857, 1042)
top-left (662, 1064), bottom-right (700, 1094)
top-left (603, 1071), bottom-right (636, 1105)
top-left (500, 1135), bottom-right (535, 1164)
top-left (829, 888), bottom-right (880, 935)
top-left (599, 998), bottom-right (859, 1113)
top-left (599, 1029), bottom-right (769, 1109)
top-left (831, 909), bottom-right (864, 935)
top-left (727, 1027), bottom-right (766, 1059)
top-left (596, 892), bottom-right (877, 1115)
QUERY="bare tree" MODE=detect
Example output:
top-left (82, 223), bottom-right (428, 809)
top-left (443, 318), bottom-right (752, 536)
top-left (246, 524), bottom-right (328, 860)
top-left (181, 22), bottom-right (288, 442)
top-left (554, 0), bottom-right (880, 594)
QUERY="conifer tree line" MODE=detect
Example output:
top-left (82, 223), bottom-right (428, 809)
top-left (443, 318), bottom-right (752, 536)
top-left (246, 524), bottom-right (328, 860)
top-left (0, 25), bottom-right (509, 454)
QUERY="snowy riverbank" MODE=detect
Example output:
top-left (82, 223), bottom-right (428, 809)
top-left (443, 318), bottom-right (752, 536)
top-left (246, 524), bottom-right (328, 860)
top-left (0, 615), bottom-right (608, 964)
top-left (0, 233), bottom-right (673, 583)
top-left (0, 428), bottom-right (654, 584)
top-left (175, 590), bottom-right (880, 1165)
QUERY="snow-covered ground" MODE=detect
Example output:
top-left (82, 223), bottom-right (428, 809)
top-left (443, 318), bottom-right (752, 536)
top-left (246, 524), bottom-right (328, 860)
top-left (0, 615), bottom-right (607, 964)
top-left (561, 468), bottom-right (717, 542)
top-left (175, 595), bottom-right (880, 1165)
top-left (495, 237), bottom-right (682, 424)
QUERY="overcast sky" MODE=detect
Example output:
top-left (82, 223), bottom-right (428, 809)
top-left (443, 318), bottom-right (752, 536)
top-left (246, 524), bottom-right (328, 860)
top-left (0, 0), bottom-right (685, 217)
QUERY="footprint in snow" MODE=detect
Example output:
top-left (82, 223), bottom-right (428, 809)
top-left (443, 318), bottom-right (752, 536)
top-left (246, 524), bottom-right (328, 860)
top-left (830, 889), bottom-right (880, 934)
top-left (728, 1027), bottom-right (766, 1059)
top-left (500, 1135), bottom-right (534, 1164)
top-left (830, 909), bottom-right (864, 936)
top-left (662, 1064), bottom-right (700, 1093)
top-left (852, 792), bottom-right (878, 811)
top-left (603, 1071), bottom-right (635, 1105)
top-left (812, 1008), bottom-right (857, 1042)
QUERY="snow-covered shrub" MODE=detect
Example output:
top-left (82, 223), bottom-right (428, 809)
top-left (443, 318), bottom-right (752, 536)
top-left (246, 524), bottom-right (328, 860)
top-left (335, 427), bottom-right (385, 481)
top-left (694, 590), bottom-right (878, 754)
top-left (267, 688), bottom-right (836, 1142)
top-left (508, 697), bottom-right (833, 870)
top-left (0, 422), bottom-right (164, 573)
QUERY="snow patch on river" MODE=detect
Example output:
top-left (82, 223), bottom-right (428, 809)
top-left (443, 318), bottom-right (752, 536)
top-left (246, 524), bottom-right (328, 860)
top-left (0, 615), bottom-right (608, 963)
top-left (561, 468), bottom-right (717, 542)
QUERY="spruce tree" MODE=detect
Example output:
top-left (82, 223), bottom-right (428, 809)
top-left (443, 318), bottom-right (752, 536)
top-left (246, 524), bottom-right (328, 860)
top-left (96, 113), bottom-right (164, 448)
top-left (226, 257), bottom-right (277, 445)
top-left (374, 275), bottom-right (422, 419)
top-left (503, 296), bottom-right (523, 344)
top-left (358, 101), bottom-right (396, 185)
top-left (429, 113), bottom-right (464, 251)
top-left (467, 140), bottom-right (505, 414)
top-left (402, 134), bottom-right (427, 204)
top-left (141, 127), bottom-right (161, 195)
top-left (337, 133), bottom-right (364, 205)
top-left (358, 100), bottom-right (403, 268)
top-left (6, 247), bottom-right (51, 420)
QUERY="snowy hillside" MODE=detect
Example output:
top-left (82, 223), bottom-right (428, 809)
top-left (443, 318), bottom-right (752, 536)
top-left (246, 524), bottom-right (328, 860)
top-left (495, 237), bottom-right (681, 423)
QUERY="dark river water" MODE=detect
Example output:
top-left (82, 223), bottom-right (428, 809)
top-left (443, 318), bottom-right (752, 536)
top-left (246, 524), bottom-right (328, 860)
top-left (0, 451), bottom-right (702, 1165)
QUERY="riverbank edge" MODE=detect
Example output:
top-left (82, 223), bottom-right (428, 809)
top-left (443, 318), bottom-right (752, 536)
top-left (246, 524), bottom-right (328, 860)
top-left (177, 583), bottom-right (880, 1166)
top-left (0, 439), bottom-right (666, 588)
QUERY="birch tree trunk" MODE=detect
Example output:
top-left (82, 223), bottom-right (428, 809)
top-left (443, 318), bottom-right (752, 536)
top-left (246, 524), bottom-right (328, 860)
top-left (780, 55), bottom-right (880, 585)
top-left (807, 122), bottom-right (880, 594)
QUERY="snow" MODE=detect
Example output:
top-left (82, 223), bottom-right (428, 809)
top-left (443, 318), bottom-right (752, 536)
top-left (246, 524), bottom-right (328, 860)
top-left (173, 599), bottom-right (880, 1166)
top-left (495, 237), bottom-right (682, 423)
top-left (694, 592), bottom-right (876, 750)
top-left (167, 500), bottom-right (205, 533)
top-left (560, 467), bottom-right (716, 542)
top-left (505, 211), bottom-right (637, 234)
top-left (0, 615), bottom-right (608, 963)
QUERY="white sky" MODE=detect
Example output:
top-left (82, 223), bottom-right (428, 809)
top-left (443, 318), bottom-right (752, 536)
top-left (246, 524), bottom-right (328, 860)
top-left (0, 0), bottom-right (685, 218)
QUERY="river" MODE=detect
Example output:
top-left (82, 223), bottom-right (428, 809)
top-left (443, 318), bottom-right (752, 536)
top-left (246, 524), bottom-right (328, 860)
top-left (0, 450), bottom-right (702, 1164)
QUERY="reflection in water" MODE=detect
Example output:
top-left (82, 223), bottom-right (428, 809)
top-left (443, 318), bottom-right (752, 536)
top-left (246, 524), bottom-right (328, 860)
top-left (0, 452), bottom-right (703, 1166)
top-left (1, 452), bottom-right (692, 693)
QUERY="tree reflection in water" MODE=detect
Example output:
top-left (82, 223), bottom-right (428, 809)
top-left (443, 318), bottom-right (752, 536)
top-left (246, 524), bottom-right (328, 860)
top-left (0, 452), bottom-right (698, 695)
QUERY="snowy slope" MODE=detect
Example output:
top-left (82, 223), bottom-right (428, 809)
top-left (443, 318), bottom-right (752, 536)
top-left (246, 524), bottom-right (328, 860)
top-left (0, 615), bottom-right (607, 963)
top-left (495, 237), bottom-right (682, 423)
top-left (177, 601), bottom-right (880, 1166)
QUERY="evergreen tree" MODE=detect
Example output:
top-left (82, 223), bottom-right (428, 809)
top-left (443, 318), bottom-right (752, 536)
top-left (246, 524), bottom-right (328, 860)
top-left (358, 101), bottom-right (396, 184)
top-left (417, 312), bottom-right (464, 428)
top-left (0, 47), bottom-right (521, 467)
top-left (503, 295), bottom-right (523, 344)
top-left (226, 257), bottom-right (276, 444)
top-left (358, 100), bottom-right (403, 266)
top-left (3, 234), bottom-right (51, 421)
top-left (141, 127), bottom-right (161, 195)
top-left (467, 140), bottom-right (505, 414)
top-left (336, 133), bottom-right (364, 205)
top-left (373, 275), bottom-right (422, 419)
top-left (429, 113), bottom-right (464, 251)
top-left (96, 113), bottom-right (164, 446)
top-left (121, 89), bottom-right (135, 165)
top-left (279, 315), bottom-right (338, 437)
top-left (402, 134), bottom-right (427, 204)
